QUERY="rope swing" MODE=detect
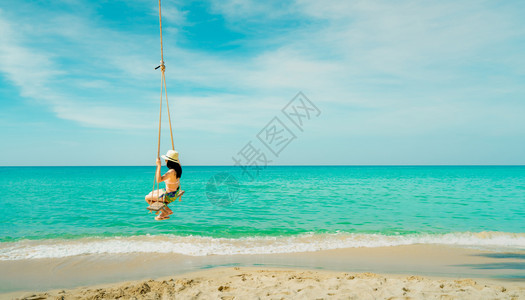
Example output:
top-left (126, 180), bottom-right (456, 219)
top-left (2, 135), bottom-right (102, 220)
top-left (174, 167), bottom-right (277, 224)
top-left (151, 0), bottom-right (175, 201)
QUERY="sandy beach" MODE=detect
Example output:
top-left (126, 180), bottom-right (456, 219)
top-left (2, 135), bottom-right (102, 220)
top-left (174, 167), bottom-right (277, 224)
top-left (4, 267), bottom-right (525, 300)
top-left (2, 245), bottom-right (524, 299)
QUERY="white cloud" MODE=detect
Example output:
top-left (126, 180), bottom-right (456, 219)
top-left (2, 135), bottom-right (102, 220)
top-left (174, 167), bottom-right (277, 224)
top-left (207, 0), bottom-right (525, 139)
top-left (1, 0), bottom-right (524, 144)
top-left (209, 0), bottom-right (293, 21)
top-left (0, 9), bottom-right (155, 129)
top-left (160, 3), bottom-right (189, 26)
top-left (0, 14), bottom-right (64, 98)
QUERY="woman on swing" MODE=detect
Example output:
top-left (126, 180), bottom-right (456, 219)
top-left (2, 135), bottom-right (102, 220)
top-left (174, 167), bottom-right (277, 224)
top-left (145, 150), bottom-right (184, 220)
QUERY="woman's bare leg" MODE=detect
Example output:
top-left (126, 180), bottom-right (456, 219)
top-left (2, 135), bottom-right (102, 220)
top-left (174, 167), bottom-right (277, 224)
top-left (145, 189), bottom-right (164, 204)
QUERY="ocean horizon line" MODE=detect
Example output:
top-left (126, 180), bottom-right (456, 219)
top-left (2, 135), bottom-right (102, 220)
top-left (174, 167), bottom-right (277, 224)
top-left (1, 164), bottom-right (524, 167)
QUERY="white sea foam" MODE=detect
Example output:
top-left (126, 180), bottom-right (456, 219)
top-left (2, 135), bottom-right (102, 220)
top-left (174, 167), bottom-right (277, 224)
top-left (0, 232), bottom-right (524, 260)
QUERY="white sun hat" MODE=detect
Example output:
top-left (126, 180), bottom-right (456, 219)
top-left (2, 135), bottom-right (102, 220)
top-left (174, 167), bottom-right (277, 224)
top-left (161, 149), bottom-right (179, 163)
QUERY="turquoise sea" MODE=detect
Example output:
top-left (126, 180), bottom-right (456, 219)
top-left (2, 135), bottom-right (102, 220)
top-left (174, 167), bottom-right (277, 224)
top-left (0, 166), bottom-right (524, 259)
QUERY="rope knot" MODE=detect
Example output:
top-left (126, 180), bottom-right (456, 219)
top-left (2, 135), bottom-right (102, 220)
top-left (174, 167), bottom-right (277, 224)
top-left (155, 60), bottom-right (166, 71)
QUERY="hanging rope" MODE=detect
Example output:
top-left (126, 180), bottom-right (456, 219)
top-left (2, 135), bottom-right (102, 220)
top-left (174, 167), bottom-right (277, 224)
top-left (151, 0), bottom-right (175, 200)
top-left (158, 0), bottom-right (164, 64)
top-left (164, 71), bottom-right (175, 150)
top-left (156, 0), bottom-right (174, 152)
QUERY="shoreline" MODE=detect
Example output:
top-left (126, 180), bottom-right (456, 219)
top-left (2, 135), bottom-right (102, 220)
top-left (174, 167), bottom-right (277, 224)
top-left (3, 266), bottom-right (524, 300)
top-left (1, 244), bottom-right (524, 295)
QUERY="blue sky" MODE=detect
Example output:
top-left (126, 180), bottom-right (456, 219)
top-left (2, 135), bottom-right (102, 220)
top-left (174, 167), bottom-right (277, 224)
top-left (0, 0), bottom-right (524, 166)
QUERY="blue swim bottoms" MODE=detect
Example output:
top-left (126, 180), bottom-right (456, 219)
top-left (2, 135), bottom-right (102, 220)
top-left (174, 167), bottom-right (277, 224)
top-left (161, 188), bottom-right (180, 203)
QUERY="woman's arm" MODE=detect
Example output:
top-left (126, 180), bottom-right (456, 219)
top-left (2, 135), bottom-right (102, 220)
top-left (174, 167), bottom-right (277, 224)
top-left (156, 158), bottom-right (175, 182)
